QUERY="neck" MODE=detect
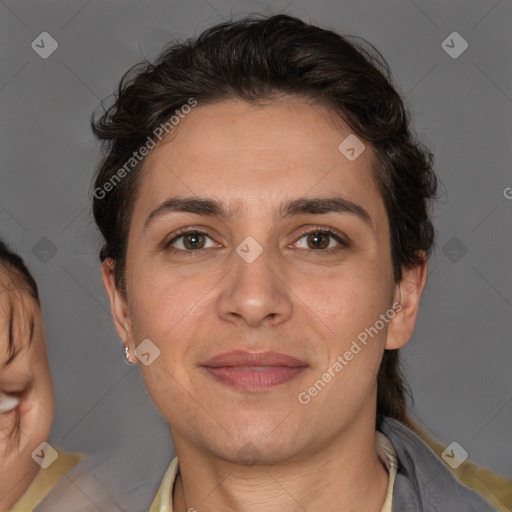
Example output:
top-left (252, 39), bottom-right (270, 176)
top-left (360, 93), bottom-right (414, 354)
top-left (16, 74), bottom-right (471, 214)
top-left (171, 413), bottom-right (389, 512)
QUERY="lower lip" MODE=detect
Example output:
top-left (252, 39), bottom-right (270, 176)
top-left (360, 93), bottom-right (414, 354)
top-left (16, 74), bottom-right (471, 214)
top-left (202, 366), bottom-right (306, 391)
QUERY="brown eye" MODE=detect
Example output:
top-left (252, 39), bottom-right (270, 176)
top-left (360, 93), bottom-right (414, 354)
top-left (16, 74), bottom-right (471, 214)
top-left (166, 230), bottom-right (217, 253)
top-left (181, 232), bottom-right (206, 250)
top-left (306, 232), bottom-right (330, 249)
top-left (294, 228), bottom-right (346, 252)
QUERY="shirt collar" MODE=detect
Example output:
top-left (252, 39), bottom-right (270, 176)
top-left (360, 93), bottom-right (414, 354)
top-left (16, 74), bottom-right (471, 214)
top-left (150, 431), bottom-right (397, 512)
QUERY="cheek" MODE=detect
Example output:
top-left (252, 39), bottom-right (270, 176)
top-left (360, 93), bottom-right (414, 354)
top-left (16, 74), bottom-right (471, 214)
top-left (306, 263), bottom-right (392, 334)
top-left (303, 271), bottom-right (394, 404)
top-left (127, 273), bottom-right (202, 402)
top-left (129, 275), bottom-right (199, 344)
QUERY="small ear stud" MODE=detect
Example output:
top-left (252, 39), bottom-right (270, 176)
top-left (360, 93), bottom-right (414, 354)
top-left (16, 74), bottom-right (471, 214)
top-left (124, 345), bottom-right (135, 365)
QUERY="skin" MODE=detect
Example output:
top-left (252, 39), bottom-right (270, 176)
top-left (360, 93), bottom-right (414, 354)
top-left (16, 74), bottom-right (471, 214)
top-left (103, 96), bottom-right (427, 512)
top-left (0, 270), bottom-right (54, 511)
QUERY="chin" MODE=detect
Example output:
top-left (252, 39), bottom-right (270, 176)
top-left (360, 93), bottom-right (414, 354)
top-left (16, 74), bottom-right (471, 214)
top-left (210, 435), bottom-right (301, 466)
top-left (211, 417), bottom-right (305, 464)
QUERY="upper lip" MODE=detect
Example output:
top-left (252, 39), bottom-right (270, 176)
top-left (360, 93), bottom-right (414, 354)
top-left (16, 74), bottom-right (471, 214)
top-left (200, 350), bottom-right (307, 368)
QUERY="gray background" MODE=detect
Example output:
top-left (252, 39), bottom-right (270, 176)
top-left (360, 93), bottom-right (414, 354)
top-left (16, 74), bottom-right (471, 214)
top-left (1, 0), bottom-right (510, 496)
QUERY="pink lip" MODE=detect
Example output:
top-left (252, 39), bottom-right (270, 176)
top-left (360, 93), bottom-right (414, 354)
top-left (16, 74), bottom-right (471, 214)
top-left (200, 350), bottom-right (308, 391)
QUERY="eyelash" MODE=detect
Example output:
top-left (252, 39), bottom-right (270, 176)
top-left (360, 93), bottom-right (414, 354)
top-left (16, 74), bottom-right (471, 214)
top-left (164, 226), bottom-right (348, 257)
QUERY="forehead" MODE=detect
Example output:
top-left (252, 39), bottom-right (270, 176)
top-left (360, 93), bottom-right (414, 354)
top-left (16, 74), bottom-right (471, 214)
top-left (135, 97), bottom-right (385, 227)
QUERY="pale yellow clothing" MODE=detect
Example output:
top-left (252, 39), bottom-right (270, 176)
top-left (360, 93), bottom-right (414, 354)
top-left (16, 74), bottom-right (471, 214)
top-left (410, 422), bottom-right (512, 512)
top-left (150, 431), bottom-right (398, 512)
top-left (9, 449), bottom-right (85, 511)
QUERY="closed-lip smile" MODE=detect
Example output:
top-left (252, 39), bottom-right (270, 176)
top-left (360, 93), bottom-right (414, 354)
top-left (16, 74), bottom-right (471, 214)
top-left (200, 350), bottom-right (308, 391)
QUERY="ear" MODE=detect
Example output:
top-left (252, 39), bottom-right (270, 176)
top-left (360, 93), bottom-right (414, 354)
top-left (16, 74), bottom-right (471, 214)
top-left (101, 259), bottom-right (134, 351)
top-left (385, 252), bottom-right (428, 350)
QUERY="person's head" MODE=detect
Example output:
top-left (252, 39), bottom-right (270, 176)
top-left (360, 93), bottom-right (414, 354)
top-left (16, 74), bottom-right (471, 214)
top-left (93, 14), bottom-right (436, 464)
top-left (0, 240), bottom-right (54, 509)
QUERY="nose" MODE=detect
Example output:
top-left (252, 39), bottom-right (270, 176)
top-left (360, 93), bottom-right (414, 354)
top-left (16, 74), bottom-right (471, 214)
top-left (215, 241), bottom-right (293, 328)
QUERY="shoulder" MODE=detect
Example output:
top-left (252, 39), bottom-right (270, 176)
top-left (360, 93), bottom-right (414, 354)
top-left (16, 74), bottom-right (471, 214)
top-left (10, 448), bottom-right (86, 511)
top-left (378, 417), bottom-right (500, 512)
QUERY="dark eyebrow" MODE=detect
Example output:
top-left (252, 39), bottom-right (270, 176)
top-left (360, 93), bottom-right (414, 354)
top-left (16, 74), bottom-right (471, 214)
top-left (144, 197), bottom-right (235, 230)
top-left (144, 196), bottom-right (373, 231)
top-left (279, 197), bottom-right (373, 230)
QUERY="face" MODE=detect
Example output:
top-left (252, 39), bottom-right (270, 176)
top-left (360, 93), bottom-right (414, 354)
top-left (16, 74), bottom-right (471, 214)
top-left (104, 96), bottom-right (425, 464)
top-left (0, 270), bottom-right (54, 509)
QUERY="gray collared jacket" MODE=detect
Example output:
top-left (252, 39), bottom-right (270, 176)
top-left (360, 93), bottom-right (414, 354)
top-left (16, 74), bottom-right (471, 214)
top-left (378, 417), bottom-right (500, 511)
